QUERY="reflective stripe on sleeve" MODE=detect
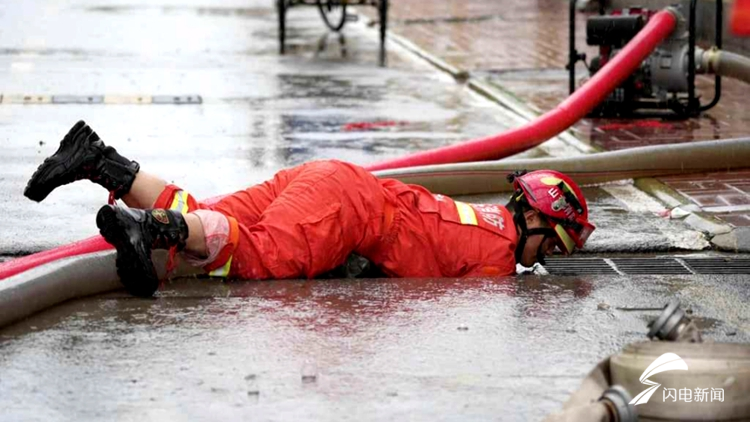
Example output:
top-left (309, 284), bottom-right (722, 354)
top-left (204, 216), bottom-right (239, 278)
top-left (209, 255), bottom-right (233, 277)
top-left (169, 190), bottom-right (190, 214)
top-left (455, 201), bottom-right (478, 226)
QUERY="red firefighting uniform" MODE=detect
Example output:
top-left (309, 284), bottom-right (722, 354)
top-left (152, 160), bottom-right (519, 279)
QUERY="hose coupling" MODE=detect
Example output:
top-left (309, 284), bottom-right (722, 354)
top-left (647, 299), bottom-right (702, 342)
top-left (695, 47), bottom-right (722, 74)
top-left (600, 385), bottom-right (637, 422)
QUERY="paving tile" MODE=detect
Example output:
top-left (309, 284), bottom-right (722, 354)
top-left (689, 194), bottom-right (732, 207)
top-left (731, 183), bottom-right (750, 194)
top-left (661, 170), bottom-right (750, 226)
top-left (713, 213), bottom-right (750, 227)
top-left (721, 194), bottom-right (750, 207)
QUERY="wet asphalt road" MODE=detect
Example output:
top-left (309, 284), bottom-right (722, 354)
top-left (0, 1), bottom-right (747, 421)
top-left (1, 275), bottom-right (748, 422)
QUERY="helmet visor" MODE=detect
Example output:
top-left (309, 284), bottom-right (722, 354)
top-left (551, 218), bottom-right (596, 255)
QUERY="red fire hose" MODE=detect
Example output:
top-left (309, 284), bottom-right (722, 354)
top-left (0, 9), bottom-right (677, 281)
top-left (365, 9), bottom-right (678, 171)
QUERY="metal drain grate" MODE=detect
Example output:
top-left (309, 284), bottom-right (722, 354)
top-left (610, 258), bottom-right (692, 275)
top-left (682, 258), bottom-right (750, 275)
top-left (542, 258), bottom-right (618, 276)
top-left (543, 257), bottom-right (750, 276)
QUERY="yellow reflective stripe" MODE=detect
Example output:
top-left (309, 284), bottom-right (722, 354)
top-left (169, 190), bottom-right (189, 215)
top-left (209, 255), bottom-right (233, 278)
top-left (455, 201), bottom-right (478, 226)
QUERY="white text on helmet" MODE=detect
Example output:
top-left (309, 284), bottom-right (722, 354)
top-left (547, 187), bottom-right (575, 219)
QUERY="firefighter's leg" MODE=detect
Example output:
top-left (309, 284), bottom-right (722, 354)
top-left (209, 164), bottom-right (304, 226)
top-left (226, 160), bottom-right (388, 280)
top-left (24, 120), bottom-right (175, 211)
top-left (96, 165), bottom-right (297, 284)
top-left (25, 121), bottom-right (140, 202)
top-left (144, 164), bottom-right (308, 280)
top-left (121, 172), bottom-right (168, 209)
top-left (97, 205), bottom-right (193, 297)
top-left (150, 184), bottom-right (239, 277)
top-left (126, 160), bottom-right (387, 281)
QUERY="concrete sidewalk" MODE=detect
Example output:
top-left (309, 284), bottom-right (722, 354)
top-left (361, 0), bottom-right (750, 250)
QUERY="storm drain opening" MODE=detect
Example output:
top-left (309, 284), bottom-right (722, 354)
top-left (540, 258), bottom-right (619, 276)
top-left (543, 256), bottom-right (750, 276)
top-left (609, 258), bottom-right (693, 275)
top-left (682, 257), bottom-right (750, 275)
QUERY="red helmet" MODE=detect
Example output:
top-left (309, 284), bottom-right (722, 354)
top-left (512, 170), bottom-right (595, 254)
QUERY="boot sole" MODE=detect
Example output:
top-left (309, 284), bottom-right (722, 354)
top-left (24, 123), bottom-right (92, 202)
top-left (97, 205), bottom-right (160, 297)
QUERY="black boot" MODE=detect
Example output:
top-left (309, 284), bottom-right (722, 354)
top-left (96, 205), bottom-right (190, 298)
top-left (24, 120), bottom-right (140, 202)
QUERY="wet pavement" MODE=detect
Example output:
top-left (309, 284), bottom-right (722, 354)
top-left (0, 0), bottom-right (710, 255)
top-left (1, 1), bottom-right (749, 421)
top-left (0, 0), bottom-right (530, 253)
top-left (1, 275), bottom-right (748, 422)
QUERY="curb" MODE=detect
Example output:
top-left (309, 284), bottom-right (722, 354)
top-left (362, 10), bottom-right (739, 251)
top-left (711, 228), bottom-right (750, 253)
top-left (634, 178), bottom-right (740, 250)
top-left (634, 179), bottom-right (750, 252)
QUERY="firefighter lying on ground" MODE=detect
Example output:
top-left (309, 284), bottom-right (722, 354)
top-left (24, 121), bottom-right (595, 297)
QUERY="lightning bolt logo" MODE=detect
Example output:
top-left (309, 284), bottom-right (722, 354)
top-left (629, 353), bottom-right (689, 405)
